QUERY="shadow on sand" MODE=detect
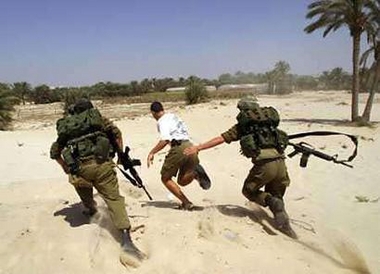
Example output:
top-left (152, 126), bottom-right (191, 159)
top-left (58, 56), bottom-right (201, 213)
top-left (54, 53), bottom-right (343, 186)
top-left (53, 202), bottom-right (91, 227)
top-left (283, 118), bottom-right (379, 127)
top-left (215, 204), bottom-right (278, 236)
top-left (53, 202), bottom-right (121, 242)
top-left (141, 200), bottom-right (204, 211)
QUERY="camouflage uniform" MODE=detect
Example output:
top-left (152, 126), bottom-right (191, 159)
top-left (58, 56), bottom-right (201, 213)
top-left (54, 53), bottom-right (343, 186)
top-left (50, 116), bottom-right (130, 229)
top-left (221, 124), bottom-right (290, 206)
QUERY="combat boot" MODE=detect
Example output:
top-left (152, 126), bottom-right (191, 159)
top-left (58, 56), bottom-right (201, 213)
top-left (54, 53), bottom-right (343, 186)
top-left (82, 200), bottom-right (98, 217)
top-left (266, 196), bottom-right (297, 239)
top-left (120, 229), bottom-right (146, 261)
top-left (194, 164), bottom-right (211, 190)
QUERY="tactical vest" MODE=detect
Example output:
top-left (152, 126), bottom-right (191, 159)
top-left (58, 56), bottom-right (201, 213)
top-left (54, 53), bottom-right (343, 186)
top-left (56, 108), bottom-right (112, 166)
top-left (237, 106), bottom-right (288, 158)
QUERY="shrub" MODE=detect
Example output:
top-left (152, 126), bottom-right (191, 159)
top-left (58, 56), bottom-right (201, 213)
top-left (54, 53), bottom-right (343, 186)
top-left (185, 77), bottom-right (208, 105)
top-left (0, 85), bottom-right (18, 130)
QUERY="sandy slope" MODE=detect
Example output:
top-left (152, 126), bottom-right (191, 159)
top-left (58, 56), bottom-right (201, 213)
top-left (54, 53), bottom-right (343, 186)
top-left (0, 91), bottom-right (379, 274)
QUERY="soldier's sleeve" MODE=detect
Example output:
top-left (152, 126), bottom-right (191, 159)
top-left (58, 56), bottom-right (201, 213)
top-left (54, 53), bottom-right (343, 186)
top-left (102, 116), bottom-right (122, 139)
top-left (50, 141), bottom-right (63, 159)
top-left (221, 124), bottom-right (240, 144)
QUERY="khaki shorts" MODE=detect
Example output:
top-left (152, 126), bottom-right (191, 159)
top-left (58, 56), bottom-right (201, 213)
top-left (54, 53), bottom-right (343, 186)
top-left (161, 140), bottom-right (199, 180)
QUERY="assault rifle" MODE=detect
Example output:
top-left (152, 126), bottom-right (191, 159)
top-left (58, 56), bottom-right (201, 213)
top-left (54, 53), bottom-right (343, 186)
top-left (287, 142), bottom-right (353, 168)
top-left (286, 131), bottom-right (358, 169)
top-left (116, 146), bottom-right (153, 200)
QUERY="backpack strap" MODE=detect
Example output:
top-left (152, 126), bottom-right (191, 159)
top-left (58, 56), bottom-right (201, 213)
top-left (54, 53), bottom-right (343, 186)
top-left (67, 131), bottom-right (103, 146)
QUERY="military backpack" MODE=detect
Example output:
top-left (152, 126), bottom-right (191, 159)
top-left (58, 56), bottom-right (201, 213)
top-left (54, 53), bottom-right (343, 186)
top-left (56, 108), bottom-right (112, 171)
top-left (237, 104), bottom-right (288, 158)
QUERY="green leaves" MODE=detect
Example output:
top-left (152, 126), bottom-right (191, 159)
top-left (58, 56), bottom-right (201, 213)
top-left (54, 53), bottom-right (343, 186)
top-left (0, 86), bottom-right (18, 130)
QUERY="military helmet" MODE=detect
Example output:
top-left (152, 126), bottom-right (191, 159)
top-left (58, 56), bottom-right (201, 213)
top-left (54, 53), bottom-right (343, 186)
top-left (237, 95), bottom-right (259, 110)
top-left (73, 98), bottom-right (94, 114)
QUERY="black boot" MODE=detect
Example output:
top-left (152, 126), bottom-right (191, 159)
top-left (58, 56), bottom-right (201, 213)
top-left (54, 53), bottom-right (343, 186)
top-left (82, 200), bottom-right (98, 217)
top-left (194, 164), bottom-right (211, 190)
top-left (121, 229), bottom-right (146, 260)
top-left (266, 196), bottom-right (297, 239)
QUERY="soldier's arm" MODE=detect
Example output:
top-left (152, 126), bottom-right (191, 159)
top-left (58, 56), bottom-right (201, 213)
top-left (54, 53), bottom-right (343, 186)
top-left (50, 141), bottom-right (69, 174)
top-left (183, 124), bottom-right (239, 155)
top-left (102, 116), bottom-right (123, 150)
top-left (193, 136), bottom-right (225, 153)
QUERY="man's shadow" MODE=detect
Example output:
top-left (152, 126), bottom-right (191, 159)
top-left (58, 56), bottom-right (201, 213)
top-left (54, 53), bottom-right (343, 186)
top-left (215, 204), bottom-right (278, 236)
top-left (53, 202), bottom-right (120, 242)
top-left (53, 202), bottom-right (91, 227)
top-left (142, 201), bottom-right (277, 236)
top-left (141, 200), bottom-right (204, 211)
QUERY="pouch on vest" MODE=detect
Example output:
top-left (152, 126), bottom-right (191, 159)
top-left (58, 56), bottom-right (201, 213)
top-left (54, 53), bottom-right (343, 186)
top-left (237, 105), bottom-right (287, 158)
top-left (239, 134), bottom-right (259, 158)
top-left (93, 135), bottom-right (111, 164)
top-left (76, 138), bottom-right (94, 158)
top-left (276, 129), bottom-right (289, 153)
top-left (62, 147), bottom-right (79, 175)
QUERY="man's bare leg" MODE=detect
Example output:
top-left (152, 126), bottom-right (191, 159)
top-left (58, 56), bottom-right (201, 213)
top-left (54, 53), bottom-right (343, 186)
top-left (177, 170), bottom-right (196, 186)
top-left (162, 177), bottom-right (192, 207)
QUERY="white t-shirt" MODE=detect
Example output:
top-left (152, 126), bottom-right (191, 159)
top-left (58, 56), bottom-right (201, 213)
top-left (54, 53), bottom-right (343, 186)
top-left (157, 113), bottom-right (189, 141)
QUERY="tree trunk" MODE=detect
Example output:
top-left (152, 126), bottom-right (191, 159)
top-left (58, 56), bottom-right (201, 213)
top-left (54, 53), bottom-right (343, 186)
top-left (362, 62), bottom-right (379, 121)
top-left (351, 33), bottom-right (361, 121)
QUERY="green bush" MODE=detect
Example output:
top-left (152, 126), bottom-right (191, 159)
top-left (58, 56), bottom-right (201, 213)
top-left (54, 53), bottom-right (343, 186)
top-left (185, 78), bottom-right (208, 105)
top-left (0, 85), bottom-right (18, 130)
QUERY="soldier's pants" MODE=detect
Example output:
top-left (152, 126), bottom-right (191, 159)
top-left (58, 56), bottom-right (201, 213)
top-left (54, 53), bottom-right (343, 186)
top-left (242, 158), bottom-right (290, 206)
top-left (69, 159), bottom-right (130, 230)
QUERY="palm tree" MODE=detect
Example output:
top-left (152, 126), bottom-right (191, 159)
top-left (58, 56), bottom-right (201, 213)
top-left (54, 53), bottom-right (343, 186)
top-left (0, 84), bottom-right (18, 130)
top-left (12, 82), bottom-right (31, 105)
top-left (265, 61), bottom-right (292, 94)
top-left (304, 0), bottom-right (371, 122)
top-left (360, 0), bottom-right (380, 121)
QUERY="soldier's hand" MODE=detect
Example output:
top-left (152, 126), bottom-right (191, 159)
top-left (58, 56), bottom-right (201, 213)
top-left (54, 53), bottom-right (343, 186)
top-left (184, 146), bottom-right (199, 156)
top-left (147, 153), bottom-right (154, 168)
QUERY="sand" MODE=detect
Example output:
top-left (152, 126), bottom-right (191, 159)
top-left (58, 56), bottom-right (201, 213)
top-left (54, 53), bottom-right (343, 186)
top-left (0, 90), bottom-right (379, 274)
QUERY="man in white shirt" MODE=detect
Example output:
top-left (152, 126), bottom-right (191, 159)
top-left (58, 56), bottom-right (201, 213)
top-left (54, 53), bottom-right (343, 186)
top-left (147, 101), bottom-right (210, 210)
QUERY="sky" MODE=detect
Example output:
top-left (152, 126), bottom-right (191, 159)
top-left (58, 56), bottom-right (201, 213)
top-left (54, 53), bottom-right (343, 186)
top-left (0, 0), bottom-right (354, 87)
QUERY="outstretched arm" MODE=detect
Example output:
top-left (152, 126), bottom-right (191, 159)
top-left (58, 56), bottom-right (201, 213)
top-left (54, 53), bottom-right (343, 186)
top-left (184, 136), bottom-right (225, 155)
top-left (147, 140), bottom-right (170, 167)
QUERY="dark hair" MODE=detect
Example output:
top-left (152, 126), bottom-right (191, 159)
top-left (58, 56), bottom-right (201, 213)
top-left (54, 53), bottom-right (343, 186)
top-left (74, 98), bottom-right (94, 114)
top-left (150, 101), bottom-right (164, 112)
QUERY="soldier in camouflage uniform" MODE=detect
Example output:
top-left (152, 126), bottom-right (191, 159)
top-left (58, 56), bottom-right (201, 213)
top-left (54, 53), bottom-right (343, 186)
top-left (184, 96), bottom-right (297, 239)
top-left (50, 98), bottom-right (145, 261)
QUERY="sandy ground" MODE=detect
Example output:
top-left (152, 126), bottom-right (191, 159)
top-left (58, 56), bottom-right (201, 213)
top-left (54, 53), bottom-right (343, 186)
top-left (0, 90), bottom-right (379, 274)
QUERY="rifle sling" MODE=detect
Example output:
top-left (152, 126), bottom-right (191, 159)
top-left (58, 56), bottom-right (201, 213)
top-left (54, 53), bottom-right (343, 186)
top-left (287, 131), bottom-right (358, 162)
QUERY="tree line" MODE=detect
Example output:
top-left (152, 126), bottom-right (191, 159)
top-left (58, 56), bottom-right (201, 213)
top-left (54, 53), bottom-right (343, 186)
top-left (0, 62), bottom-right (370, 130)
top-left (0, 64), bottom-right (355, 105)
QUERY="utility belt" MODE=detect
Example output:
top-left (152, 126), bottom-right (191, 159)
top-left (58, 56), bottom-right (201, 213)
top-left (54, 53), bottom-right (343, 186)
top-left (62, 131), bottom-right (112, 174)
top-left (170, 139), bottom-right (188, 147)
top-left (252, 156), bottom-right (284, 165)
